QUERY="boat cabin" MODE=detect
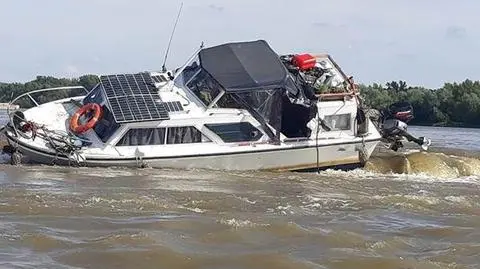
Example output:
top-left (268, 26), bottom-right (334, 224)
top-left (74, 40), bottom-right (358, 152)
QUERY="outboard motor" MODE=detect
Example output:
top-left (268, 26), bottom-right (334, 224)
top-left (371, 102), bottom-right (431, 151)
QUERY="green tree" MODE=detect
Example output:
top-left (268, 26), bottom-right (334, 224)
top-left (359, 79), bottom-right (480, 127)
top-left (78, 75), bottom-right (100, 90)
top-left (1, 75), bottom-right (479, 128)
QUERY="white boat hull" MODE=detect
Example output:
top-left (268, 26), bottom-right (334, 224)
top-left (6, 133), bottom-right (379, 171)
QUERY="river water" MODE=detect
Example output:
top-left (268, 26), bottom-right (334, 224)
top-left (0, 111), bottom-right (479, 268)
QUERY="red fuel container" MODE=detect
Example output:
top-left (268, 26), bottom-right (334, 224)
top-left (292, 54), bottom-right (316, 71)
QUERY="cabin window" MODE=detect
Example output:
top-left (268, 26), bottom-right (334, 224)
top-left (94, 107), bottom-right (120, 143)
top-left (205, 122), bottom-right (263, 143)
top-left (166, 126), bottom-right (211, 144)
top-left (214, 93), bottom-right (245, 109)
top-left (324, 114), bottom-right (351, 131)
top-left (186, 69), bottom-right (223, 107)
top-left (116, 128), bottom-right (166, 146)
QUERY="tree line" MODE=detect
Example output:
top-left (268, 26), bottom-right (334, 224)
top-left (358, 79), bottom-right (480, 127)
top-left (0, 75), bottom-right (479, 127)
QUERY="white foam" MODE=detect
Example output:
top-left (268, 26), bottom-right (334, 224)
top-left (178, 205), bottom-right (206, 213)
top-left (233, 195), bottom-right (257, 205)
top-left (219, 218), bottom-right (269, 229)
top-left (315, 166), bottom-right (480, 185)
top-left (302, 193), bottom-right (355, 211)
top-left (444, 195), bottom-right (476, 207)
top-left (318, 168), bottom-right (378, 178)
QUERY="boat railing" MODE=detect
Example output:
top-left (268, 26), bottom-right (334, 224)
top-left (310, 53), bottom-right (359, 100)
top-left (8, 86), bottom-right (88, 114)
top-left (316, 90), bottom-right (359, 101)
top-left (4, 86), bottom-right (88, 138)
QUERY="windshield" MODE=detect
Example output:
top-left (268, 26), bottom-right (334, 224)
top-left (81, 83), bottom-right (119, 143)
top-left (174, 56), bottom-right (226, 107)
top-left (174, 56), bottom-right (201, 89)
top-left (186, 69), bottom-right (224, 107)
top-left (83, 84), bottom-right (105, 105)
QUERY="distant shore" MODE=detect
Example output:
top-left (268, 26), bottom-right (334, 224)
top-left (412, 123), bottom-right (480, 129)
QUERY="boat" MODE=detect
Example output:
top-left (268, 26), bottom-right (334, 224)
top-left (2, 40), bottom-right (400, 171)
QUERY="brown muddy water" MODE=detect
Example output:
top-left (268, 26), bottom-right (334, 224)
top-left (0, 126), bottom-right (479, 269)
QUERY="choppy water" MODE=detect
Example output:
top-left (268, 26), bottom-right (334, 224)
top-left (410, 126), bottom-right (480, 152)
top-left (1, 111), bottom-right (480, 268)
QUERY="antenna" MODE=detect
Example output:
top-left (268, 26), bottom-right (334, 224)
top-left (162, 2), bottom-right (184, 73)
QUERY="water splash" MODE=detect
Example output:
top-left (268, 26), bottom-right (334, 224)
top-left (365, 151), bottom-right (480, 178)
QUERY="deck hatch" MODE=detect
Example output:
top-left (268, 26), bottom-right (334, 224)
top-left (100, 72), bottom-right (170, 123)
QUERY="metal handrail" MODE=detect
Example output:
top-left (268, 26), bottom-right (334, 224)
top-left (5, 86), bottom-right (88, 137)
top-left (7, 86), bottom-right (88, 115)
top-left (317, 91), bottom-right (359, 98)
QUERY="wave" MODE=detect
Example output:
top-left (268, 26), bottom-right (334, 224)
top-left (365, 151), bottom-right (480, 178)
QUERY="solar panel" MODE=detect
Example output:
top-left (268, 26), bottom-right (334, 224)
top-left (151, 74), bottom-right (167, 83)
top-left (164, 101), bottom-right (184, 112)
top-left (100, 73), bottom-right (170, 123)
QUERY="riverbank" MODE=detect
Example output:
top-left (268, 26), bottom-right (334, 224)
top-left (414, 122), bottom-right (480, 129)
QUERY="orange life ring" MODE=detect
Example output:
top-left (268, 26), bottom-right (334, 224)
top-left (70, 103), bottom-right (103, 134)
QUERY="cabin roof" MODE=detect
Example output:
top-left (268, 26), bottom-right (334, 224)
top-left (198, 40), bottom-right (288, 92)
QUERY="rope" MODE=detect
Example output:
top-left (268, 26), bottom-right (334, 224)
top-left (13, 119), bottom-right (85, 166)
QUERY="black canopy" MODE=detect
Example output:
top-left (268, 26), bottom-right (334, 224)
top-left (198, 40), bottom-right (288, 92)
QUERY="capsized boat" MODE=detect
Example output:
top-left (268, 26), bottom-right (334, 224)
top-left (3, 40), bottom-right (411, 171)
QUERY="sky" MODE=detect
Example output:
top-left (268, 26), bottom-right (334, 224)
top-left (1, 0), bottom-right (479, 88)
